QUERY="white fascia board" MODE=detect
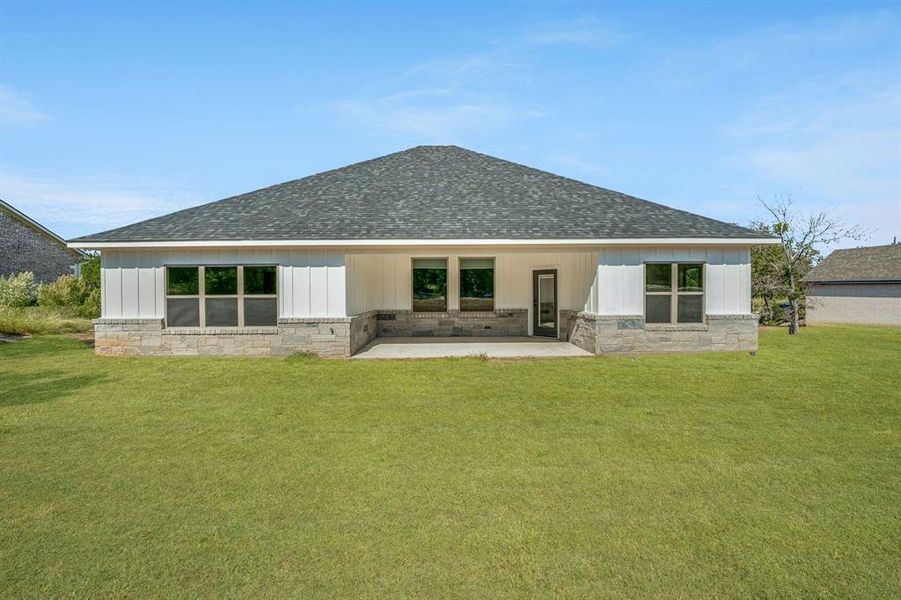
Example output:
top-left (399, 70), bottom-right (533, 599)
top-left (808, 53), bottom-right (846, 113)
top-left (68, 237), bottom-right (780, 250)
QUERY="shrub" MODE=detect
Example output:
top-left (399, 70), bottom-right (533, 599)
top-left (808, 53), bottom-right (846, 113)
top-left (38, 275), bottom-right (83, 307)
top-left (0, 272), bottom-right (37, 308)
top-left (37, 274), bottom-right (100, 319)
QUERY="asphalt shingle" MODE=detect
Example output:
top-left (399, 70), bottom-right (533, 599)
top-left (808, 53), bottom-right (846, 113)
top-left (72, 146), bottom-right (765, 242)
top-left (803, 244), bottom-right (901, 283)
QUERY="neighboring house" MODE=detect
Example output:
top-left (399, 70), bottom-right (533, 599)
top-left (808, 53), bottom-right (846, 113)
top-left (803, 243), bottom-right (901, 326)
top-left (1, 199), bottom-right (88, 283)
top-left (68, 146), bottom-right (776, 357)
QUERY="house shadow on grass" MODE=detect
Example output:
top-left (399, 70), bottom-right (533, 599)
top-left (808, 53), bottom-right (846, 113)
top-left (0, 370), bottom-right (108, 408)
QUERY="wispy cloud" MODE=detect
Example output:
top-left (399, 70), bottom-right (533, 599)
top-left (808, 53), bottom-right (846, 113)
top-left (334, 89), bottom-right (541, 140)
top-left (725, 68), bottom-right (901, 238)
top-left (330, 16), bottom-right (622, 140)
top-left (0, 167), bottom-right (200, 238)
top-left (521, 17), bottom-right (625, 48)
top-left (0, 85), bottom-right (50, 126)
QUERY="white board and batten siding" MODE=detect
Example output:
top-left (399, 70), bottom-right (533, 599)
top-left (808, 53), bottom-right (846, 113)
top-left (100, 249), bottom-right (346, 319)
top-left (101, 245), bottom-right (753, 320)
top-left (592, 246), bottom-right (752, 315)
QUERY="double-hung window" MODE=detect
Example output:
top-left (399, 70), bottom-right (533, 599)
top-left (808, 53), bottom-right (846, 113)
top-left (165, 265), bottom-right (278, 327)
top-left (645, 263), bottom-right (704, 324)
top-left (459, 258), bottom-right (494, 311)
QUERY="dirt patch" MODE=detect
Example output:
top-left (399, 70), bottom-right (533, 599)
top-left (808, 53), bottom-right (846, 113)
top-left (0, 333), bottom-right (29, 343)
top-left (66, 332), bottom-right (95, 348)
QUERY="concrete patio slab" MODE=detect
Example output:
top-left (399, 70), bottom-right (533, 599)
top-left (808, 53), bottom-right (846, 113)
top-left (352, 336), bottom-right (592, 359)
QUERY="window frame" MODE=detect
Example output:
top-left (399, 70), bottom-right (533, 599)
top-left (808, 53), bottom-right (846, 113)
top-left (458, 256), bottom-right (496, 312)
top-left (643, 262), bottom-right (706, 324)
top-left (164, 264), bottom-right (278, 328)
top-left (411, 257), bottom-right (449, 313)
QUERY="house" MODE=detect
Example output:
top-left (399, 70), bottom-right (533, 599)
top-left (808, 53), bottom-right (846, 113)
top-left (68, 146), bottom-right (776, 357)
top-left (803, 243), bottom-right (901, 326)
top-left (1, 199), bottom-right (88, 283)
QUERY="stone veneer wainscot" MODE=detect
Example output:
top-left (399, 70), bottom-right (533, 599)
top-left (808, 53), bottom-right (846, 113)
top-left (94, 312), bottom-right (378, 358)
top-left (376, 309), bottom-right (528, 337)
top-left (559, 311), bottom-right (758, 354)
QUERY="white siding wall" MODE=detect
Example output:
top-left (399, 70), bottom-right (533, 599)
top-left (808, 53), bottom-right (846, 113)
top-left (101, 248), bottom-right (346, 319)
top-left (593, 246), bottom-right (752, 315)
top-left (101, 244), bottom-right (753, 321)
top-left (346, 248), bottom-right (599, 315)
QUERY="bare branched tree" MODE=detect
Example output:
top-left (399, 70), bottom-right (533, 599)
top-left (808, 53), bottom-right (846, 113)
top-left (757, 194), bottom-right (868, 334)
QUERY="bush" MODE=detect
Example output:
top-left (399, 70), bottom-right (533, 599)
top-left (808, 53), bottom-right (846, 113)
top-left (37, 275), bottom-right (100, 319)
top-left (0, 272), bottom-right (37, 308)
top-left (0, 306), bottom-right (93, 336)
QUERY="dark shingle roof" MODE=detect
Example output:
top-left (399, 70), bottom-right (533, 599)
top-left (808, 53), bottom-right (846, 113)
top-left (803, 244), bottom-right (901, 283)
top-left (72, 146), bottom-right (765, 243)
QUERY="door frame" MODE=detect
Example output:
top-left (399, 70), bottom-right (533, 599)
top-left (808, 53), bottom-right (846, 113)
top-left (532, 269), bottom-right (558, 337)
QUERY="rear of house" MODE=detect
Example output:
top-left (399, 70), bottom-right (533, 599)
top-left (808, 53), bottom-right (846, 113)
top-left (804, 243), bottom-right (901, 326)
top-left (68, 146), bottom-right (776, 357)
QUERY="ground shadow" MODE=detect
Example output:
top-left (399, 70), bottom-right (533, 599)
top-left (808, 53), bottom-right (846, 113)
top-left (0, 369), bottom-right (109, 408)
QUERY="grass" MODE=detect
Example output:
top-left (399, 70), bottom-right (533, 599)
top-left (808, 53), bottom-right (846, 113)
top-left (0, 306), bottom-right (93, 336)
top-left (1, 326), bottom-right (899, 597)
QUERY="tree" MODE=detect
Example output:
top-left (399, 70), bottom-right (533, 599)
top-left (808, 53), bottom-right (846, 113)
top-left (749, 223), bottom-right (787, 325)
top-left (79, 253), bottom-right (101, 289)
top-left (756, 195), bottom-right (867, 335)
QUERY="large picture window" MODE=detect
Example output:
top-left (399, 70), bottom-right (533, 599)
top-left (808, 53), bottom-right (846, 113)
top-left (459, 258), bottom-right (494, 311)
top-left (412, 258), bottom-right (447, 312)
top-left (165, 265), bottom-right (278, 328)
top-left (645, 263), bottom-right (704, 324)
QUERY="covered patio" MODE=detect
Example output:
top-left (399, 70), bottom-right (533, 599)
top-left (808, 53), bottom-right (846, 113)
top-left (352, 336), bottom-right (592, 359)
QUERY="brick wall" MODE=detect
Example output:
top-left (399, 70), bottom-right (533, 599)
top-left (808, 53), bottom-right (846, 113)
top-left (806, 283), bottom-right (901, 326)
top-left (0, 210), bottom-right (84, 283)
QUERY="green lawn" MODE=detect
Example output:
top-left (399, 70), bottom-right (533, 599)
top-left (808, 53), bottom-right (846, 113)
top-left (1, 327), bottom-right (899, 598)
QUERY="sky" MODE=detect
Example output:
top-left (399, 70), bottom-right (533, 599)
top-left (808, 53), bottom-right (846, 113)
top-left (1, 1), bottom-right (899, 249)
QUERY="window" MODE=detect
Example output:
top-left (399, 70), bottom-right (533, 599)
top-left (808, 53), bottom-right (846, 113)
top-left (205, 266), bottom-right (238, 326)
top-left (165, 265), bottom-right (278, 328)
top-left (459, 258), bottom-right (494, 311)
top-left (166, 267), bottom-right (200, 327)
top-left (243, 266), bottom-right (278, 326)
top-left (645, 263), bottom-right (704, 324)
top-left (412, 258), bottom-right (447, 312)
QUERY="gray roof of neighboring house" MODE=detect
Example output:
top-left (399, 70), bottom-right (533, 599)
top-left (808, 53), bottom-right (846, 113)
top-left (0, 199), bottom-right (88, 257)
top-left (71, 145), bottom-right (766, 243)
top-left (804, 243), bottom-right (901, 283)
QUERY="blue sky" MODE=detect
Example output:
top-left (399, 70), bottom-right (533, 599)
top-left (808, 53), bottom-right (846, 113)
top-left (1, 1), bottom-right (899, 247)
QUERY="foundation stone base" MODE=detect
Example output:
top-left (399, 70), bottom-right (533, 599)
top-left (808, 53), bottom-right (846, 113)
top-left (559, 311), bottom-right (759, 354)
top-left (94, 311), bottom-right (379, 357)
